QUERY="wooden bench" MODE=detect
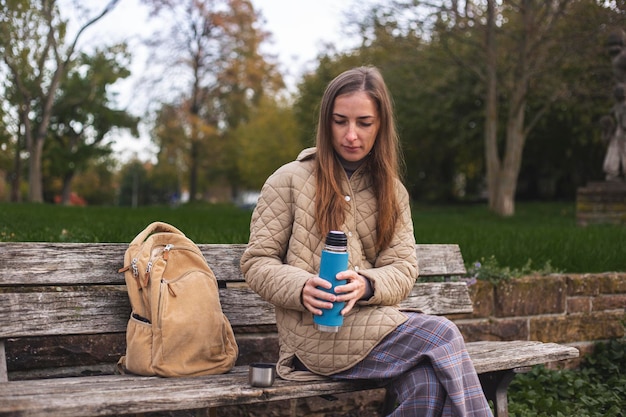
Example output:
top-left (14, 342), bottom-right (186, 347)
top-left (0, 242), bottom-right (579, 417)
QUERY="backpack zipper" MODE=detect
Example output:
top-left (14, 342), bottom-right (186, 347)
top-left (144, 244), bottom-right (174, 283)
top-left (156, 243), bottom-right (174, 327)
top-left (156, 245), bottom-right (208, 328)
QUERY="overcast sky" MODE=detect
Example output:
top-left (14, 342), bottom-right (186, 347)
top-left (68, 0), bottom-right (357, 160)
top-left (86, 0), bottom-right (354, 101)
top-left (251, 0), bottom-right (355, 87)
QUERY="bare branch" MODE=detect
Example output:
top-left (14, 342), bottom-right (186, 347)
top-left (66, 0), bottom-right (121, 65)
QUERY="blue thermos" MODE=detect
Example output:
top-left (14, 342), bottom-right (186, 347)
top-left (314, 231), bottom-right (349, 332)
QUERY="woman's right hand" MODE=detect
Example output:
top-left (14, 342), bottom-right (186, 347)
top-left (302, 276), bottom-right (336, 316)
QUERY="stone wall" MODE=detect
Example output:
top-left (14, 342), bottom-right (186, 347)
top-left (576, 181), bottom-right (626, 226)
top-left (456, 272), bottom-right (626, 368)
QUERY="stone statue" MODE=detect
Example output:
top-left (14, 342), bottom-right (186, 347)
top-left (576, 29), bottom-right (626, 226)
top-left (603, 84), bottom-right (626, 180)
top-left (602, 30), bottom-right (626, 181)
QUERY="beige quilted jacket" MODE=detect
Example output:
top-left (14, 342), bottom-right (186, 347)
top-left (240, 148), bottom-right (419, 381)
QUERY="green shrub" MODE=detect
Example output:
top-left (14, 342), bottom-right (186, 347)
top-left (509, 339), bottom-right (626, 417)
top-left (466, 255), bottom-right (562, 284)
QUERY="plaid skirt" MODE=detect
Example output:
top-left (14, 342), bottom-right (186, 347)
top-left (331, 312), bottom-right (493, 417)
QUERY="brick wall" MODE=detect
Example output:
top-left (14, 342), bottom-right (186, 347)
top-left (454, 272), bottom-right (626, 367)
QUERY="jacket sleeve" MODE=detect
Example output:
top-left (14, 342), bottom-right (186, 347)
top-left (358, 182), bottom-right (419, 306)
top-left (240, 168), bottom-right (312, 312)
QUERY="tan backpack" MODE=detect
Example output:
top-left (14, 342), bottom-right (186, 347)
top-left (117, 221), bottom-right (238, 377)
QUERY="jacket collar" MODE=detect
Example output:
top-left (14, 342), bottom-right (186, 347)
top-left (296, 147), bottom-right (317, 161)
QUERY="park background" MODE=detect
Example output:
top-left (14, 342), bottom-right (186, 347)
top-left (2, 0), bottom-right (626, 214)
top-left (1, 1), bottom-right (625, 416)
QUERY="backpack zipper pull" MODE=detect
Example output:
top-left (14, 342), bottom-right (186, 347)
top-left (145, 261), bottom-right (153, 283)
top-left (131, 258), bottom-right (139, 277)
top-left (163, 244), bottom-right (173, 260)
top-left (166, 281), bottom-right (177, 297)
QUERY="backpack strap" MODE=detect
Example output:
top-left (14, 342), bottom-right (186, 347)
top-left (129, 221), bottom-right (186, 247)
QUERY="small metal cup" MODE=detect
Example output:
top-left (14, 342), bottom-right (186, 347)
top-left (248, 363), bottom-right (276, 387)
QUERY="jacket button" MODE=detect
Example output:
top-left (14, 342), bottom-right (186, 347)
top-left (345, 195), bottom-right (351, 202)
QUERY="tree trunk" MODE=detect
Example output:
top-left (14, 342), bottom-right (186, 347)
top-left (485, 0), bottom-right (526, 217)
top-left (17, 1), bottom-right (119, 203)
top-left (189, 139), bottom-right (199, 202)
top-left (61, 171), bottom-right (75, 205)
top-left (493, 93), bottom-right (527, 217)
top-left (28, 137), bottom-right (45, 203)
top-left (485, 0), bottom-right (499, 211)
top-left (10, 127), bottom-right (22, 203)
top-left (492, 174), bottom-right (515, 216)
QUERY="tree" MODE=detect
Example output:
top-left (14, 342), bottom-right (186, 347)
top-left (72, 156), bottom-right (119, 205)
top-left (46, 46), bottom-right (138, 205)
top-left (294, 55), bottom-right (356, 149)
top-left (354, 10), bottom-right (485, 201)
top-left (117, 159), bottom-right (150, 207)
top-left (0, 0), bottom-right (120, 202)
top-left (294, 13), bottom-right (485, 202)
top-left (142, 0), bottom-right (283, 202)
top-left (0, 99), bottom-right (14, 201)
top-left (395, 0), bottom-right (625, 215)
top-left (292, 0), bottom-right (623, 206)
top-left (214, 0), bottom-right (285, 195)
top-left (151, 103), bottom-right (196, 201)
top-left (233, 95), bottom-right (300, 189)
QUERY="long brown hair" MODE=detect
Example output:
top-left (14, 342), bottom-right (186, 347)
top-left (314, 66), bottom-right (403, 251)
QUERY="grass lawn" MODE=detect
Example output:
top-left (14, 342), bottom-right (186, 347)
top-left (411, 202), bottom-right (626, 273)
top-left (1, 201), bottom-right (625, 273)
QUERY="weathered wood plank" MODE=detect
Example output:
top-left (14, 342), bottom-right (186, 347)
top-left (5, 340), bottom-right (580, 383)
top-left (0, 369), bottom-right (379, 417)
top-left (0, 243), bottom-right (467, 286)
top-left (401, 282), bottom-right (472, 314)
top-left (0, 341), bottom-right (7, 382)
top-left (415, 244), bottom-right (466, 276)
top-left (0, 243), bottom-right (238, 286)
top-left (467, 341), bottom-right (580, 374)
top-left (8, 364), bottom-right (118, 381)
top-left (0, 288), bottom-right (130, 338)
top-left (0, 339), bottom-right (580, 417)
top-left (0, 282), bottom-right (473, 338)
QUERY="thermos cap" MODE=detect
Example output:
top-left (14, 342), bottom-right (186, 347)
top-left (325, 230), bottom-right (347, 247)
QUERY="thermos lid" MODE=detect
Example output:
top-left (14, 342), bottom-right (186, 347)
top-left (326, 230), bottom-right (347, 247)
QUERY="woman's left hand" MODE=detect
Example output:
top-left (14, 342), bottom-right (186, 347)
top-left (334, 271), bottom-right (370, 316)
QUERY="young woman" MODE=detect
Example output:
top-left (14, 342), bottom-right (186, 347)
top-left (241, 66), bottom-right (493, 416)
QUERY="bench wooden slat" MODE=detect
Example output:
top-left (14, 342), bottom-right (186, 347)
top-left (0, 288), bottom-right (130, 338)
top-left (2, 340), bottom-right (582, 383)
top-left (0, 282), bottom-right (473, 338)
top-left (414, 243), bottom-right (466, 276)
top-left (0, 368), bottom-right (379, 417)
top-left (0, 243), bottom-right (466, 286)
top-left (467, 341), bottom-right (580, 374)
top-left (400, 281), bottom-right (472, 314)
top-left (0, 339), bottom-right (580, 417)
top-left (3, 340), bottom-right (581, 383)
